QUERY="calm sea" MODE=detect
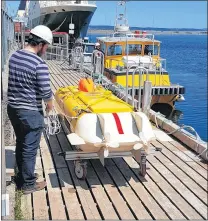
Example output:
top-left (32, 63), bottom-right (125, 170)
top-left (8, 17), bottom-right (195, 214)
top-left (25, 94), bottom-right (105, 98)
top-left (88, 34), bottom-right (207, 141)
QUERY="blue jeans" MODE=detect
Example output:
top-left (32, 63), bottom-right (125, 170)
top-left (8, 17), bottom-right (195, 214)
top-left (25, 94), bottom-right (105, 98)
top-left (7, 105), bottom-right (44, 190)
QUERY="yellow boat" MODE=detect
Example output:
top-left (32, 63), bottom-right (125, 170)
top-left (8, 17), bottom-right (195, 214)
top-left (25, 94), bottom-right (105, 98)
top-left (93, 1), bottom-right (185, 119)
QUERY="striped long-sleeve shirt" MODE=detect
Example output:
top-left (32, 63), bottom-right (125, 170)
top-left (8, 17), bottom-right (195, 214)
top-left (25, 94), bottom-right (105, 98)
top-left (7, 49), bottom-right (53, 111)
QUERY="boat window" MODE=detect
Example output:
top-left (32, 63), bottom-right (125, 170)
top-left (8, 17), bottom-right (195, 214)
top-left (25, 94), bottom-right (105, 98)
top-left (125, 44), bottom-right (142, 55)
top-left (107, 44), bottom-right (122, 56)
top-left (144, 44), bottom-right (159, 55)
top-left (84, 45), bottom-right (95, 53)
top-left (100, 43), bottom-right (106, 53)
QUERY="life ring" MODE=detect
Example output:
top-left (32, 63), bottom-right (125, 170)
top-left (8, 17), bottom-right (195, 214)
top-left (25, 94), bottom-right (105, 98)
top-left (142, 31), bottom-right (147, 38)
top-left (134, 30), bottom-right (140, 38)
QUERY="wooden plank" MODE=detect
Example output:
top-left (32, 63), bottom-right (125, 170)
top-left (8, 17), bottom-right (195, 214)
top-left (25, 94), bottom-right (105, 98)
top-left (41, 127), bottom-right (83, 219)
top-left (57, 168), bottom-right (85, 220)
top-left (21, 194), bottom-right (32, 220)
top-left (48, 60), bottom-right (82, 85)
top-left (86, 162), bottom-right (119, 220)
top-left (56, 127), bottom-right (102, 219)
top-left (124, 156), bottom-right (202, 219)
top-left (33, 149), bottom-right (49, 220)
top-left (50, 74), bottom-right (63, 91)
top-left (155, 150), bottom-right (207, 205)
top-left (91, 160), bottom-right (135, 220)
top-left (149, 110), bottom-right (207, 160)
top-left (46, 135), bottom-right (68, 169)
top-left (47, 189), bottom-right (67, 220)
top-left (146, 153), bottom-right (207, 219)
top-left (103, 160), bottom-right (152, 219)
top-left (44, 168), bottom-right (67, 220)
top-left (108, 158), bottom-right (180, 219)
top-left (67, 161), bottom-right (102, 220)
top-left (33, 190), bottom-right (49, 220)
top-left (61, 62), bottom-right (84, 82)
top-left (167, 140), bottom-right (207, 177)
top-left (39, 137), bottom-right (55, 170)
top-left (151, 141), bottom-right (207, 191)
top-left (112, 158), bottom-right (169, 220)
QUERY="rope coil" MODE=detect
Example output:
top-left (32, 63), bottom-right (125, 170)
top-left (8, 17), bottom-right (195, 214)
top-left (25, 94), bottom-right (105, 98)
top-left (45, 108), bottom-right (61, 137)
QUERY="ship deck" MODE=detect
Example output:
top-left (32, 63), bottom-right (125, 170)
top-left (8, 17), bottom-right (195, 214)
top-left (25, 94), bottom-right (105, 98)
top-left (21, 60), bottom-right (207, 220)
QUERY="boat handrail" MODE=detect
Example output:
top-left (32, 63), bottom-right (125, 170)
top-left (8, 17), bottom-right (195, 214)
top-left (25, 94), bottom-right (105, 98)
top-left (91, 50), bottom-right (105, 84)
top-left (131, 66), bottom-right (149, 110)
top-left (108, 32), bottom-right (155, 41)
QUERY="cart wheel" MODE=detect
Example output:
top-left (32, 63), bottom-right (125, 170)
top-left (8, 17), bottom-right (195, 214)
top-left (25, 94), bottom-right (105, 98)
top-left (139, 151), bottom-right (147, 177)
top-left (74, 161), bottom-right (87, 180)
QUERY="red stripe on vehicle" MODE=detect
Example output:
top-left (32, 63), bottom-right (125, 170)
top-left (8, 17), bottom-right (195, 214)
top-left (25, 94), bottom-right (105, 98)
top-left (112, 113), bottom-right (124, 134)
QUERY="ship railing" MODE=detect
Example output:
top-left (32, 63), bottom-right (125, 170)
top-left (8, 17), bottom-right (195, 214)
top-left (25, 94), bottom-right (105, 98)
top-left (43, 44), bottom-right (69, 61)
top-left (151, 58), bottom-right (167, 86)
top-left (71, 46), bottom-right (85, 72)
top-left (40, 0), bottom-right (96, 7)
top-left (109, 32), bottom-right (155, 41)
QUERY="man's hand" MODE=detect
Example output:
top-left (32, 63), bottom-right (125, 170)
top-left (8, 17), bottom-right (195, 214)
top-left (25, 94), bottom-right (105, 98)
top-left (45, 99), bottom-right (53, 114)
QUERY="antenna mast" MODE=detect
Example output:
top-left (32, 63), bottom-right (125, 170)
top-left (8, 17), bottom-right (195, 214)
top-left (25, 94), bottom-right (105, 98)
top-left (114, 1), bottom-right (130, 34)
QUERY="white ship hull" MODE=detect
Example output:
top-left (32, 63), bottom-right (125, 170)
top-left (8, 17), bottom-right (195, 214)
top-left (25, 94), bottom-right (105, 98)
top-left (27, 1), bottom-right (96, 39)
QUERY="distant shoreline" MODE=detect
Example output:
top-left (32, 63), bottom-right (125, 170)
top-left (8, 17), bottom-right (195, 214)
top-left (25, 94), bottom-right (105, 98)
top-left (87, 29), bottom-right (207, 35)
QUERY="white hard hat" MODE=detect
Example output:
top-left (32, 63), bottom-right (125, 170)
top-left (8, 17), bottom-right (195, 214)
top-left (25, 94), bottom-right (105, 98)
top-left (95, 42), bottom-right (100, 47)
top-left (30, 25), bottom-right (53, 44)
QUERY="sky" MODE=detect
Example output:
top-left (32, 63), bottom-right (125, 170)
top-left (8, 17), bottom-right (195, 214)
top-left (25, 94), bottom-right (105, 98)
top-left (5, 1), bottom-right (207, 29)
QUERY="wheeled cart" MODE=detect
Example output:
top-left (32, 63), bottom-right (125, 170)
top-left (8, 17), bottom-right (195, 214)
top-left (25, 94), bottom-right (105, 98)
top-left (58, 146), bottom-right (147, 180)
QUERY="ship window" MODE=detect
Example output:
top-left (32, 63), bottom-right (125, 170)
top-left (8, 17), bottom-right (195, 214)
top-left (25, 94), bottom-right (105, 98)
top-left (144, 44), bottom-right (159, 55)
top-left (125, 44), bottom-right (142, 55)
top-left (107, 44), bottom-right (122, 56)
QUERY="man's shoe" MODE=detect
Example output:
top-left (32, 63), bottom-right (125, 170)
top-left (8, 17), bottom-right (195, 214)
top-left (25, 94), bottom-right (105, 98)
top-left (34, 173), bottom-right (40, 180)
top-left (22, 180), bottom-right (47, 195)
top-left (13, 173), bottom-right (40, 185)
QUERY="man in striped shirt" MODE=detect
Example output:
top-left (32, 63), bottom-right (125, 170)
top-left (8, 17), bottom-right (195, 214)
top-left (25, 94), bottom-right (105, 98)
top-left (7, 25), bottom-right (53, 194)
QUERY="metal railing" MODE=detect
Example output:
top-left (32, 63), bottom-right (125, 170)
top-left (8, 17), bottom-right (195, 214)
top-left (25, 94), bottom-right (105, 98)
top-left (106, 56), bottom-right (168, 87)
top-left (1, 8), bottom-right (17, 218)
top-left (71, 46), bottom-right (84, 72)
top-left (1, 9), bottom-right (16, 73)
top-left (91, 50), bottom-right (105, 84)
top-left (40, 0), bottom-right (96, 7)
top-left (130, 67), bottom-right (149, 110)
top-left (43, 44), bottom-right (69, 61)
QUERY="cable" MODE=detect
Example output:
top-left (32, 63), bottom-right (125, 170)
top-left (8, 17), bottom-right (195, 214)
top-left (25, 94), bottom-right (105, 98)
top-left (153, 112), bottom-right (207, 159)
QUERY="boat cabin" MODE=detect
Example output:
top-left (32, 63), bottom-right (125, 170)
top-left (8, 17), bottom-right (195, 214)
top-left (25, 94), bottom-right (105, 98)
top-left (95, 33), bottom-right (171, 88)
top-left (97, 34), bottom-right (161, 68)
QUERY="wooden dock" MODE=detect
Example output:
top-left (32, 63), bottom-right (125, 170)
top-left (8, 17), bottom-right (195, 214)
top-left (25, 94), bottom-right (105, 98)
top-left (21, 60), bottom-right (207, 220)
